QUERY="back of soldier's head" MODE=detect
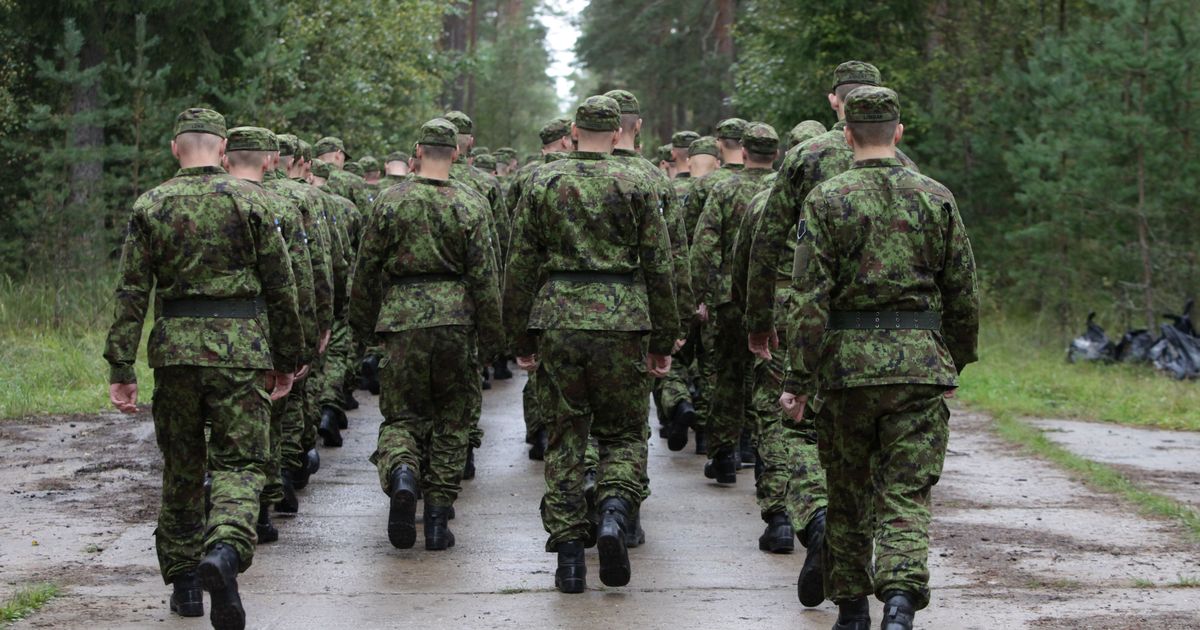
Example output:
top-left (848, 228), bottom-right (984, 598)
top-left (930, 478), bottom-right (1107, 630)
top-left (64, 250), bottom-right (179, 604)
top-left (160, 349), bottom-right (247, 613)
top-left (844, 86), bottom-right (902, 148)
top-left (831, 60), bottom-right (882, 103)
top-left (172, 107), bottom-right (227, 160)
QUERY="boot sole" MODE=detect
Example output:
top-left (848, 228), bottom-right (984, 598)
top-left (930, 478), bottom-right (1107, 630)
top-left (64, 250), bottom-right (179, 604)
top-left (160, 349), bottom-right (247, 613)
top-left (388, 488), bottom-right (417, 549)
top-left (256, 525), bottom-right (279, 544)
top-left (667, 408), bottom-right (695, 451)
top-left (555, 571), bottom-right (586, 593)
top-left (318, 424), bottom-right (343, 447)
top-left (170, 596), bottom-right (204, 618)
top-left (197, 562), bottom-right (245, 630)
top-left (425, 535), bottom-right (455, 551)
top-left (797, 536), bottom-right (825, 607)
top-left (597, 526), bottom-right (631, 587)
top-left (758, 534), bottom-right (794, 554)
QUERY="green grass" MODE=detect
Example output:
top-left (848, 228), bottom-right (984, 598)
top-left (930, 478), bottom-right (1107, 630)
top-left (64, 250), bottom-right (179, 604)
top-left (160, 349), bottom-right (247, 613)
top-left (0, 274), bottom-right (153, 419)
top-left (0, 583), bottom-right (60, 627)
top-left (959, 312), bottom-right (1200, 431)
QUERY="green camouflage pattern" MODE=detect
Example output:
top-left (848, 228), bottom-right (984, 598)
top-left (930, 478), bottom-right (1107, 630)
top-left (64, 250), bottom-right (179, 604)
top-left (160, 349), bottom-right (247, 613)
top-left (442, 110), bottom-right (474, 135)
top-left (741, 122), bottom-right (779, 155)
top-left (324, 165), bottom-right (372, 209)
top-left (784, 157), bottom-right (979, 397)
top-left (263, 172), bottom-right (335, 343)
top-left (832, 60), bottom-right (881, 89)
top-left (539, 117), bottom-right (573, 145)
top-left (419, 118), bottom-right (460, 147)
top-left (574, 95), bottom-right (621, 131)
top-left (687, 135), bottom-right (719, 158)
top-left (226, 126), bottom-right (277, 152)
top-left (105, 166), bottom-right (303, 383)
top-left (692, 167), bottom-right (775, 308)
top-left (788, 120), bottom-right (828, 149)
top-left (815, 384), bottom-right (950, 610)
top-left (450, 158), bottom-right (511, 264)
top-left (844, 86), bottom-right (900, 122)
top-left (744, 122), bottom-right (917, 334)
top-left (715, 117), bottom-right (748, 140)
top-left (174, 107), bottom-right (226, 138)
top-left (372, 326), bottom-right (482, 506)
top-left (681, 164), bottom-right (741, 246)
top-left (503, 151), bottom-right (678, 357)
top-left (343, 161), bottom-right (364, 177)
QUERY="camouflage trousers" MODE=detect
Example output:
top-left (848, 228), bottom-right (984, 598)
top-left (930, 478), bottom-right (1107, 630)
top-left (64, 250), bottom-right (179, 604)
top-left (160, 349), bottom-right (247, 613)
top-left (536, 329), bottom-right (652, 551)
top-left (653, 355), bottom-right (693, 426)
top-left (688, 318), bottom-right (714, 423)
top-left (371, 326), bottom-right (480, 507)
top-left (751, 353), bottom-right (826, 527)
top-left (317, 318), bottom-right (354, 411)
top-left (151, 366), bottom-right (268, 583)
top-left (259, 395), bottom-right (287, 506)
top-left (523, 371), bottom-right (543, 444)
top-left (707, 303), bottom-right (752, 457)
top-left (816, 384), bottom-right (950, 610)
top-left (278, 367), bottom-right (313, 475)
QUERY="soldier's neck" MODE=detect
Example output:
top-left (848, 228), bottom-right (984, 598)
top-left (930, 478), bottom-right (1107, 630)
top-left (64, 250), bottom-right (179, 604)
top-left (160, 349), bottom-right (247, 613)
top-left (177, 155), bottom-right (221, 169)
top-left (420, 161), bottom-right (452, 181)
top-left (852, 145), bottom-right (897, 161)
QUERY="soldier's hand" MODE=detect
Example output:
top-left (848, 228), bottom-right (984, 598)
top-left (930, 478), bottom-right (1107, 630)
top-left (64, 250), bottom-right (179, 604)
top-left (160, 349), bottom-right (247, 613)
top-left (748, 328), bottom-right (779, 360)
top-left (944, 388), bottom-right (957, 399)
top-left (673, 338), bottom-right (687, 354)
top-left (109, 383), bottom-right (139, 414)
top-left (646, 353), bottom-right (672, 378)
top-left (516, 354), bottom-right (539, 371)
top-left (696, 303), bottom-right (709, 322)
top-left (295, 364), bottom-right (311, 380)
top-left (779, 392), bottom-right (807, 421)
top-left (266, 370), bottom-right (295, 401)
top-left (318, 329), bottom-right (332, 354)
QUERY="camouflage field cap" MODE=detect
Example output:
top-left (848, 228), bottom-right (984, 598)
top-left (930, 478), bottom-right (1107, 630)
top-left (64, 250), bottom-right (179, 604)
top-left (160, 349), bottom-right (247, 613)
top-left (358, 155), bottom-right (380, 172)
top-left (671, 130), bottom-right (699, 148)
top-left (277, 133), bottom-right (299, 156)
top-left (844, 86), bottom-right (900, 123)
top-left (715, 118), bottom-right (748, 140)
top-left (311, 158), bottom-right (332, 178)
top-left (494, 147), bottom-right (517, 162)
top-left (314, 136), bottom-right (347, 157)
top-left (442, 110), bottom-right (473, 135)
top-left (833, 60), bottom-right (881, 89)
top-left (656, 144), bottom-right (674, 163)
top-left (788, 120), bottom-right (828, 147)
top-left (344, 161), bottom-right (364, 176)
top-left (174, 107), bottom-right (227, 138)
top-left (297, 139), bottom-right (313, 161)
top-left (226, 126), bottom-right (278, 152)
top-left (385, 150), bottom-right (410, 164)
top-left (604, 89), bottom-right (640, 115)
top-left (742, 122), bottom-right (779, 154)
top-left (574, 95), bottom-right (621, 132)
top-left (470, 146), bottom-right (490, 157)
top-left (687, 135), bottom-right (719, 158)
top-left (474, 153), bottom-right (497, 171)
top-left (539, 117), bottom-right (572, 145)
top-left (417, 118), bottom-right (460, 148)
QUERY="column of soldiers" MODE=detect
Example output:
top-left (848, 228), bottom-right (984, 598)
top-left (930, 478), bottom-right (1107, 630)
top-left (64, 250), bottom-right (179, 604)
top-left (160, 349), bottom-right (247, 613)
top-left (105, 56), bottom-right (976, 630)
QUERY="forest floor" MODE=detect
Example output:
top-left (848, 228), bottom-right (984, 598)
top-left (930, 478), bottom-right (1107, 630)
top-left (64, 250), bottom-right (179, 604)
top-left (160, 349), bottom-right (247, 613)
top-left (1, 372), bottom-right (1198, 629)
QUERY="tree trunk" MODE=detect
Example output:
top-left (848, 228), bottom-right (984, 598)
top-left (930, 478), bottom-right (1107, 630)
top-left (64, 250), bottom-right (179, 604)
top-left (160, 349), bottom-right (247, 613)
top-left (68, 36), bottom-right (105, 235)
top-left (442, 2), bottom-right (469, 110)
top-left (465, 0), bottom-right (479, 115)
top-left (1134, 0), bottom-right (1154, 329)
top-left (714, 0), bottom-right (734, 117)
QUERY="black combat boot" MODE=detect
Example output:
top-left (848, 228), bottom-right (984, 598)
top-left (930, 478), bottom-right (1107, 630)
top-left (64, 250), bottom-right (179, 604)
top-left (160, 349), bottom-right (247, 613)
top-left (197, 543), bottom-right (245, 630)
top-left (256, 502), bottom-right (278, 544)
top-left (462, 447), bottom-right (476, 480)
top-left (276, 469), bottom-right (299, 514)
top-left (667, 400), bottom-right (696, 452)
top-left (880, 591), bottom-right (917, 630)
top-left (758, 512), bottom-right (794, 554)
top-left (342, 386), bottom-right (359, 411)
top-left (528, 428), bottom-right (548, 461)
top-left (624, 509), bottom-right (646, 548)
top-left (306, 447), bottom-right (321, 477)
top-left (798, 508), bottom-right (827, 607)
top-left (169, 570), bottom-right (203, 618)
top-left (703, 448), bottom-right (737, 484)
top-left (424, 504), bottom-right (456, 551)
top-left (831, 597), bottom-right (871, 630)
top-left (492, 357), bottom-right (513, 380)
top-left (555, 540), bottom-right (586, 593)
top-left (694, 428), bottom-right (708, 455)
top-left (387, 465), bottom-right (418, 549)
top-left (596, 497), bottom-right (632, 587)
top-left (360, 354), bottom-right (381, 395)
top-left (318, 406), bottom-right (344, 447)
top-left (739, 431), bottom-right (756, 465)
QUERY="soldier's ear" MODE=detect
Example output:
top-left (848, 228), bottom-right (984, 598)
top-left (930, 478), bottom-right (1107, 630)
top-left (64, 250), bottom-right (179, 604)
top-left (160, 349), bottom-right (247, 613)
top-left (171, 140), bottom-right (180, 160)
top-left (843, 126), bottom-right (855, 149)
top-left (894, 123), bottom-right (905, 145)
top-left (828, 92), bottom-right (839, 113)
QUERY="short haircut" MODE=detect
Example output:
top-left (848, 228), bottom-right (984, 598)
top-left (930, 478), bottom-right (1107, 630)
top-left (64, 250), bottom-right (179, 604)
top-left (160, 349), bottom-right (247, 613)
top-left (835, 82), bottom-right (867, 103)
top-left (174, 132), bottom-right (223, 154)
top-left (575, 127), bottom-right (613, 143)
top-left (420, 144), bottom-right (455, 161)
top-left (226, 150), bottom-right (270, 168)
top-left (847, 120), bottom-right (898, 148)
top-left (746, 150), bottom-right (776, 163)
top-left (456, 134), bottom-right (472, 152)
top-left (620, 113), bottom-right (640, 134)
top-left (719, 138), bottom-right (741, 152)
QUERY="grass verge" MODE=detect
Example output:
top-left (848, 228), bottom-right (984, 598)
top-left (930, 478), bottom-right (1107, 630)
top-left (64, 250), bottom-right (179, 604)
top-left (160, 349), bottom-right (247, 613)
top-left (0, 583), bottom-right (60, 627)
top-left (992, 412), bottom-right (1200, 540)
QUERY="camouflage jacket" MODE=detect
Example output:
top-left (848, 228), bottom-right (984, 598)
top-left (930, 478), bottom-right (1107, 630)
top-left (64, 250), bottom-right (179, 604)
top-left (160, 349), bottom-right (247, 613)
top-left (682, 164), bottom-right (741, 242)
top-left (319, 188), bottom-right (362, 257)
top-left (730, 174), bottom-right (776, 313)
top-left (746, 121), bottom-right (917, 334)
top-left (613, 148), bottom-right (695, 325)
top-left (324, 166), bottom-right (372, 210)
top-left (503, 151), bottom-right (678, 356)
top-left (784, 157), bottom-right (979, 397)
top-left (264, 171), bottom-right (336, 329)
top-left (504, 152), bottom-right (568, 217)
top-left (349, 175), bottom-right (503, 358)
top-left (451, 158), bottom-right (511, 263)
top-left (692, 166), bottom-right (775, 308)
top-left (104, 166), bottom-right (302, 382)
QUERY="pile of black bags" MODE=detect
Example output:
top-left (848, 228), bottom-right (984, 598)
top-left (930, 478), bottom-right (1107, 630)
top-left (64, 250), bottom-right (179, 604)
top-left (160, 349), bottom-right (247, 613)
top-left (1068, 300), bottom-right (1200, 379)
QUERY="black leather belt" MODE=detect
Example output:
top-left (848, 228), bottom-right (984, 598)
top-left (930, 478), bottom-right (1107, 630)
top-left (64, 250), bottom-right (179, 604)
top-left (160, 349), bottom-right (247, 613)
top-left (548, 271), bottom-right (636, 285)
top-left (393, 273), bottom-right (463, 286)
top-left (160, 297), bottom-right (265, 319)
top-left (827, 311), bottom-right (941, 331)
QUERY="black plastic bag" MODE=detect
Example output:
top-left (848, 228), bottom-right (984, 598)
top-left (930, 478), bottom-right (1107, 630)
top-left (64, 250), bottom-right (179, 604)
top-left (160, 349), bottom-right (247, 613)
top-left (1067, 312), bottom-right (1116, 363)
top-left (1115, 329), bottom-right (1155, 363)
top-left (1149, 299), bottom-right (1200, 379)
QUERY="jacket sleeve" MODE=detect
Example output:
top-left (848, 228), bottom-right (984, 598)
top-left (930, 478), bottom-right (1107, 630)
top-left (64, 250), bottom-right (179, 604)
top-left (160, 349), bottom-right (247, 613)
top-left (502, 182), bottom-right (547, 357)
top-left (938, 196), bottom-right (979, 373)
top-left (639, 187), bottom-right (679, 355)
top-left (783, 195), bottom-right (835, 398)
top-left (661, 182), bottom-right (695, 327)
top-left (348, 204), bottom-right (389, 344)
top-left (746, 151), bottom-right (807, 334)
top-left (465, 202), bottom-right (505, 360)
top-left (253, 205), bottom-right (303, 374)
top-left (689, 186), bottom-right (724, 307)
top-left (103, 208), bottom-right (153, 384)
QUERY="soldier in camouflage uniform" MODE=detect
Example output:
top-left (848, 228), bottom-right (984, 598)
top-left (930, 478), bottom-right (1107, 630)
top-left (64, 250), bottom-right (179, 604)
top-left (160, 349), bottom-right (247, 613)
top-left (359, 155), bottom-right (382, 187)
top-left (788, 120), bottom-right (828, 150)
top-left (351, 118), bottom-right (503, 551)
top-left (105, 108), bottom-right (303, 630)
top-left (314, 136), bottom-right (372, 210)
top-left (473, 152), bottom-right (498, 176)
top-left (382, 150), bottom-right (410, 188)
top-left (504, 96), bottom-right (676, 593)
top-left (655, 143), bottom-right (674, 177)
top-left (691, 122), bottom-right (778, 489)
top-left (669, 131), bottom-right (698, 197)
top-left (780, 87), bottom-right (978, 630)
top-left (493, 147), bottom-right (519, 178)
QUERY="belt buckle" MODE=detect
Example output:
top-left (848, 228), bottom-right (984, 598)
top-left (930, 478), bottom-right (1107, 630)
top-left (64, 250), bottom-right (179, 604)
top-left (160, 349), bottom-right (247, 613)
top-left (873, 312), bottom-right (881, 330)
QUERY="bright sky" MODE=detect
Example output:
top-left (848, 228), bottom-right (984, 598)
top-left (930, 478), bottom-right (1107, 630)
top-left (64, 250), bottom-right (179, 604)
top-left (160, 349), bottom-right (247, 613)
top-left (537, 0), bottom-right (588, 113)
